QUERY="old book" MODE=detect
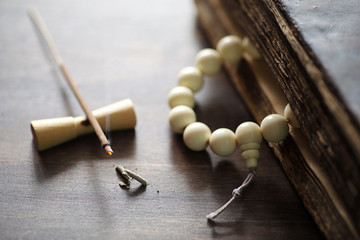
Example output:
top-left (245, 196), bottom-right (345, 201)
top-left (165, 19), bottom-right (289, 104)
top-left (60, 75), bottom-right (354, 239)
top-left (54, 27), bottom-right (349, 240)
top-left (195, 0), bottom-right (360, 239)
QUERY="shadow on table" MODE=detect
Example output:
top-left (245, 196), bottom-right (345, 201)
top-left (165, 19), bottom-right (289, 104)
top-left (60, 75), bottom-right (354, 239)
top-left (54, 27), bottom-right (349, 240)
top-left (31, 129), bottom-right (136, 182)
top-left (169, 129), bottom-right (246, 198)
top-left (169, 132), bottom-right (212, 190)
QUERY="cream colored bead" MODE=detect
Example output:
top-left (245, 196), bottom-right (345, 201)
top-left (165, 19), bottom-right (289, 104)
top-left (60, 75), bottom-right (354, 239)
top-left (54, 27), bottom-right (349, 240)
top-left (216, 35), bottom-right (244, 63)
top-left (242, 37), bottom-right (261, 59)
top-left (235, 122), bottom-right (262, 169)
top-left (183, 122), bottom-right (211, 151)
top-left (260, 114), bottom-right (289, 142)
top-left (178, 66), bottom-right (204, 93)
top-left (284, 104), bottom-right (300, 128)
top-left (240, 143), bottom-right (260, 151)
top-left (246, 158), bottom-right (258, 169)
top-left (235, 122), bottom-right (262, 146)
top-left (242, 149), bottom-right (260, 160)
top-left (168, 86), bottom-right (195, 109)
top-left (209, 128), bottom-right (237, 157)
top-left (195, 48), bottom-right (222, 76)
top-left (169, 105), bottom-right (196, 133)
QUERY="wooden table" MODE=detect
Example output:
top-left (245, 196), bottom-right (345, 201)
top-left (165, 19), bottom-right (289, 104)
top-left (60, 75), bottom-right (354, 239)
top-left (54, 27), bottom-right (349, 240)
top-left (0, 0), bottom-right (323, 239)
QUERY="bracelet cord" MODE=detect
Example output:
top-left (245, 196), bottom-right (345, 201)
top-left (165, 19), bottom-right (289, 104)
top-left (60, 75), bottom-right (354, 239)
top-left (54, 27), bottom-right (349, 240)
top-left (206, 168), bottom-right (256, 220)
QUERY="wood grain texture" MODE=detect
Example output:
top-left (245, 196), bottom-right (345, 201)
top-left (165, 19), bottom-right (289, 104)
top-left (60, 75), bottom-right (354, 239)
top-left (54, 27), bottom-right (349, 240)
top-left (194, 0), bottom-right (360, 239)
top-left (0, 0), bottom-right (322, 239)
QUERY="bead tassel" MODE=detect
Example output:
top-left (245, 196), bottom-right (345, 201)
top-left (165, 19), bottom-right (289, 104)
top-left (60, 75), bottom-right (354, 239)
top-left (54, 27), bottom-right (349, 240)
top-left (206, 169), bottom-right (256, 220)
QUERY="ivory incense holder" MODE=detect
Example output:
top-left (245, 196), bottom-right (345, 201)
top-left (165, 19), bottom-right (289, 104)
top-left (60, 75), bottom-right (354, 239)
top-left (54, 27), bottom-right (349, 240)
top-left (31, 98), bottom-right (137, 151)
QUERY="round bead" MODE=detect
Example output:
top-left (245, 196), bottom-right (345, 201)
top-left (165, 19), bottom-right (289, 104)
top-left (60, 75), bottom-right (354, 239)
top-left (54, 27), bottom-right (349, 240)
top-left (183, 122), bottom-right (211, 151)
top-left (216, 35), bottom-right (244, 63)
top-left (235, 122), bottom-right (262, 146)
top-left (195, 48), bottom-right (222, 76)
top-left (169, 105), bottom-right (196, 134)
top-left (284, 104), bottom-right (300, 128)
top-left (178, 66), bottom-right (204, 93)
top-left (242, 37), bottom-right (261, 59)
top-left (168, 86), bottom-right (194, 109)
top-left (209, 128), bottom-right (237, 157)
top-left (260, 114), bottom-right (289, 142)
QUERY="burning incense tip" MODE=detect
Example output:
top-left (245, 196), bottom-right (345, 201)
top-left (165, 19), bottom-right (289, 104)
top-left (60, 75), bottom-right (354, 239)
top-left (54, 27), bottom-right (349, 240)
top-left (104, 145), bottom-right (113, 156)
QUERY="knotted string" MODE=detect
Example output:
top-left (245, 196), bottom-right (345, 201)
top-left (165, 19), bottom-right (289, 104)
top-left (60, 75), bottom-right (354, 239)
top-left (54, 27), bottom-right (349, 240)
top-left (206, 168), bottom-right (257, 220)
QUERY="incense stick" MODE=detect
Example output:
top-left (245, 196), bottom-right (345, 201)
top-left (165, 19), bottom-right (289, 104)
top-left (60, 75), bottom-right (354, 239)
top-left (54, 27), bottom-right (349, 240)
top-left (28, 6), bottom-right (113, 155)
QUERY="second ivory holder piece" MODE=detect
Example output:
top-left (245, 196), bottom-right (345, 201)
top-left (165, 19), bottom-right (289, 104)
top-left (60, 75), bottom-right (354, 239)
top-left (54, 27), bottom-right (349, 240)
top-left (31, 98), bottom-right (137, 151)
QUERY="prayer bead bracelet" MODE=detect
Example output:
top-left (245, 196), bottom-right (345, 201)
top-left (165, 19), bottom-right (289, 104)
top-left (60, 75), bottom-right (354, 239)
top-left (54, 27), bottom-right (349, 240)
top-left (168, 35), bottom-right (300, 220)
top-left (168, 35), bottom-right (300, 166)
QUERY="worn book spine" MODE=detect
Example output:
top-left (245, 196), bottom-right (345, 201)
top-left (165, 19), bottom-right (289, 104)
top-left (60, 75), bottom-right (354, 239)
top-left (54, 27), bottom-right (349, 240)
top-left (195, 0), bottom-right (360, 239)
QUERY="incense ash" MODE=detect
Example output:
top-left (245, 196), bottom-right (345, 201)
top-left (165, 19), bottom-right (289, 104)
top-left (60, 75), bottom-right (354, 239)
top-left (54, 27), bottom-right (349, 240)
top-left (116, 165), bottom-right (148, 189)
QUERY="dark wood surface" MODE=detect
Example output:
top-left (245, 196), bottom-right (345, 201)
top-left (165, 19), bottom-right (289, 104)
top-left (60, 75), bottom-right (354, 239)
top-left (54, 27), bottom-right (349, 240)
top-left (0, 1), bottom-right (323, 239)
